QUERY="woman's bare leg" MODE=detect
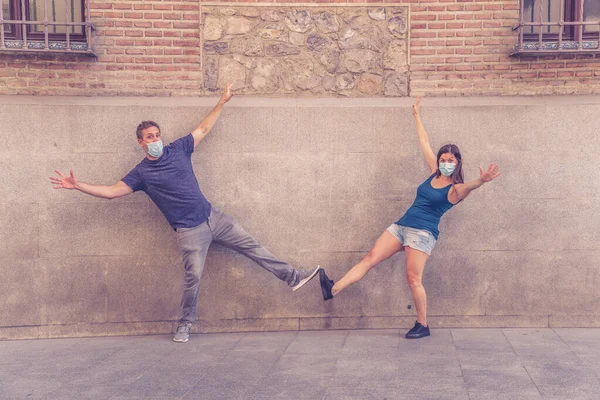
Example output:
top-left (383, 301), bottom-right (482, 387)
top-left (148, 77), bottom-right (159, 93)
top-left (405, 247), bottom-right (429, 326)
top-left (331, 231), bottom-right (403, 297)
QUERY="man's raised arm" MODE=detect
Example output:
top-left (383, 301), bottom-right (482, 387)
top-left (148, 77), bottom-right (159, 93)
top-left (191, 82), bottom-right (234, 148)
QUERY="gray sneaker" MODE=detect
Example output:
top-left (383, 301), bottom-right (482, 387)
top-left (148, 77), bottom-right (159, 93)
top-left (173, 322), bottom-right (192, 343)
top-left (291, 266), bottom-right (321, 292)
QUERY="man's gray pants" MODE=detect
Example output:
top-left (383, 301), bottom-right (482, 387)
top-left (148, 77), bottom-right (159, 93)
top-left (175, 207), bottom-right (300, 323)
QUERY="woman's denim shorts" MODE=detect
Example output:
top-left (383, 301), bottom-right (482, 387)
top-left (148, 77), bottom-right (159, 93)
top-left (386, 224), bottom-right (437, 256)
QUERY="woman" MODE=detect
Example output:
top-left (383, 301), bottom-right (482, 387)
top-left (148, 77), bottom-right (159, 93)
top-left (319, 97), bottom-right (501, 339)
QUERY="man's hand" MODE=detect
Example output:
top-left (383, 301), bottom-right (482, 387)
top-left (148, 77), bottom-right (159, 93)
top-left (219, 82), bottom-right (234, 104)
top-left (50, 170), bottom-right (78, 189)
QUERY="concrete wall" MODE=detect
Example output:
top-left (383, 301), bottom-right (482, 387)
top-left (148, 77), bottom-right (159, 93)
top-left (1, 95), bottom-right (599, 339)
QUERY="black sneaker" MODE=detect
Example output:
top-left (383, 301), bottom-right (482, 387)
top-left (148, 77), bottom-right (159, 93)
top-left (319, 268), bottom-right (334, 301)
top-left (405, 321), bottom-right (430, 339)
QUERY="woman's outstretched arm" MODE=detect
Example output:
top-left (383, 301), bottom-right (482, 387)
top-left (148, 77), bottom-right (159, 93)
top-left (413, 97), bottom-right (438, 174)
top-left (449, 164), bottom-right (502, 203)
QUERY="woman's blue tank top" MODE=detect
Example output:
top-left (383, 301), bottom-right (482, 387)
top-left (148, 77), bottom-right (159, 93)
top-left (396, 174), bottom-right (455, 240)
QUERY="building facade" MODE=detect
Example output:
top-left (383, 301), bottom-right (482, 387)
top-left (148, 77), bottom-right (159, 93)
top-left (1, 1), bottom-right (599, 339)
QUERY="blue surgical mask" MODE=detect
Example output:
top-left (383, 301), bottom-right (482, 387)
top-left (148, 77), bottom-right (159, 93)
top-left (147, 140), bottom-right (163, 158)
top-left (439, 162), bottom-right (456, 177)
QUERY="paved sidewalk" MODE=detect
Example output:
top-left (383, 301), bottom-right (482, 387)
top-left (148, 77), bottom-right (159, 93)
top-left (0, 328), bottom-right (599, 400)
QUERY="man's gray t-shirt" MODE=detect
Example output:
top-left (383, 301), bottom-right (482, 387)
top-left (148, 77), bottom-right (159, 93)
top-left (122, 134), bottom-right (211, 230)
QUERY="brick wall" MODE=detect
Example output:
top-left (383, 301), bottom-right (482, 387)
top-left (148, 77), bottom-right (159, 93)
top-left (0, 0), bottom-right (599, 96)
top-left (408, 0), bottom-right (600, 95)
top-left (0, 0), bottom-right (203, 96)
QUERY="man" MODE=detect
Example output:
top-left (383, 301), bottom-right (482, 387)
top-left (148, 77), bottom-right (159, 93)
top-left (50, 83), bottom-right (320, 343)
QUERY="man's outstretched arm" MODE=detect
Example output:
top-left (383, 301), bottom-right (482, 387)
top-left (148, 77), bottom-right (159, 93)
top-left (191, 82), bottom-right (234, 148)
top-left (50, 170), bottom-right (133, 200)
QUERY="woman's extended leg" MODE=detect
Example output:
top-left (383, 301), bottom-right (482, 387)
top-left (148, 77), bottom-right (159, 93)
top-left (331, 231), bottom-right (403, 297)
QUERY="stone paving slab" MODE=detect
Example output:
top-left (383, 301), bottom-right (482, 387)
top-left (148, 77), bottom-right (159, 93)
top-left (0, 328), bottom-right (599, 400)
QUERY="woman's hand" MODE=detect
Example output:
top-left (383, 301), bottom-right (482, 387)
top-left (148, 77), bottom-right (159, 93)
top-left (479, 164), bottom-right (502, 183)
top-left (412, 96), bottom-right (421, 118)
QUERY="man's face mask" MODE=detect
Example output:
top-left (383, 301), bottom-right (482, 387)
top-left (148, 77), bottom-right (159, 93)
top-left (147, 140), bottom-right (163, 158)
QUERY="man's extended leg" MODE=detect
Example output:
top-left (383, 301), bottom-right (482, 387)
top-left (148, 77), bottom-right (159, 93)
top-left (174, 221), bottom-right (212, 342)
top-left (208, 207), bottom-right (319, 290)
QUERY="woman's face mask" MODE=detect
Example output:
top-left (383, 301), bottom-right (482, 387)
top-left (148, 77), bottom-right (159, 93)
top-left (439, 162), bottom-right (456, 177)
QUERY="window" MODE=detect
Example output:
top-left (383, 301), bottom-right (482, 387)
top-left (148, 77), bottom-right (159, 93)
top-left (513, 0), bottom-right (600, 54)
top-left (0, 0), bottom-right (94, 54)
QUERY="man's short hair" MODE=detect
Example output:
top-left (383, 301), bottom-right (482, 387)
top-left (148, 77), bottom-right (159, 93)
top-left (136, 121), bottom-right (160, 140)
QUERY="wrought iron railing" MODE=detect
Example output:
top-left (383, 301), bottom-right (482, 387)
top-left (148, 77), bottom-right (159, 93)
top-left (0, 0), bottom-right (94, 55)
top-left (512, 0), bottom-right (600, 54)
